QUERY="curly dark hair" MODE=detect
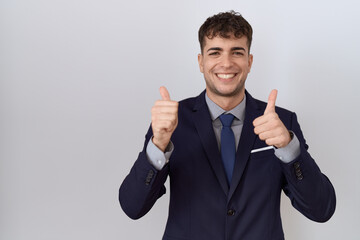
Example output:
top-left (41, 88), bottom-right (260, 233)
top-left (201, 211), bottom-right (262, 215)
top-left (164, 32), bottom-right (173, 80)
top-left (198, 10), bottom-right (253, 53)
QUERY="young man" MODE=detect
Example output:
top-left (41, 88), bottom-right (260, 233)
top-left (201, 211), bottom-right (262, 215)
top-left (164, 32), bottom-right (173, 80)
top-left (119, 11), bottom-right (336, 240)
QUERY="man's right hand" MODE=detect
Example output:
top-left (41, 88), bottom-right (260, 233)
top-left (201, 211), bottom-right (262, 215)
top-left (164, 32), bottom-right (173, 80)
top-left (151, 86), bottom-right (179, 152)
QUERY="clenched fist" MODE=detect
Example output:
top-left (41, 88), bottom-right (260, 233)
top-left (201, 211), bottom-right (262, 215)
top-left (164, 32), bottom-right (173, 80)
top-left (151, 86), bottom-right (179, 152)
top-left (253, 90), bottom-right (291, 148)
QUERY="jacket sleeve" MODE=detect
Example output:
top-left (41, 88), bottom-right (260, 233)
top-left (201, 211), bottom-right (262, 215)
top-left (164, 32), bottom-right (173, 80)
top-left (281, 112), bottom-right (336, 222)
top-left (119, 127), bottom-right (169, 220)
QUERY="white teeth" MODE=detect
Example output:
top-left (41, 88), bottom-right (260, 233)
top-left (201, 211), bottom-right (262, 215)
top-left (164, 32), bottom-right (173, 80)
top-left (217, 74), bottom-right (235, 79)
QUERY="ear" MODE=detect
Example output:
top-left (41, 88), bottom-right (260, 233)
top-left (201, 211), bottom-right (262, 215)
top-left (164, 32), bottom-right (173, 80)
top-left (198, 54), bottom-right (204, 73)
top-left (248, 54), bottom-right (253, 73)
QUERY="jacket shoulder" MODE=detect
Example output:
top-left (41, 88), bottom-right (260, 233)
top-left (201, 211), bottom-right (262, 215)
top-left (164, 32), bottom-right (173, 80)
top-left (177, 91), bottom-right (205, 112)
top-left (251, 96), bottom-right (295, 117)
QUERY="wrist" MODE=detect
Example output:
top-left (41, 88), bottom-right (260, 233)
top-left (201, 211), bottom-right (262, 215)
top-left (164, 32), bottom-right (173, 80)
top-left (152, 136), bottom-right (169, 152)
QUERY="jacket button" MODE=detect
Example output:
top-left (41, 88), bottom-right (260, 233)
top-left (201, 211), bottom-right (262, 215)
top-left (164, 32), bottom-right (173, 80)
top-left (145, 170), bottom-right (155, 185)
top-left (293, 162), bottom-right (303, 180)
top-left (227, 209), bottom-right (236, 216)
top-left (294, 162), bottom-right (300, 169)
top-left (297, 173), bottom-right (303, 180)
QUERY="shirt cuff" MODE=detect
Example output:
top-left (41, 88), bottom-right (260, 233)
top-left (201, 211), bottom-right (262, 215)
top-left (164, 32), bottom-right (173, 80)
top-left (274, 131), bottom-right (301, 163)
top-left (146, 137), bottom-right (174, 170)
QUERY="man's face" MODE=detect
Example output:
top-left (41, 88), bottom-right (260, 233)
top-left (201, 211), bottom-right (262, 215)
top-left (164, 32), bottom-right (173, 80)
top-left (198, 35), bottom-right (253, 101)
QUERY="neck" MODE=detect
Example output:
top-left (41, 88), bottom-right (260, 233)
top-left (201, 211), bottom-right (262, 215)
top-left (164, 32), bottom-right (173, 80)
top-left (206, 90), bottom-right (245, 111)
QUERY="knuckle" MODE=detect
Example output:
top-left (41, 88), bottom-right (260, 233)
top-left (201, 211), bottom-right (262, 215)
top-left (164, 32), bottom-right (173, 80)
top-left (166, 121), bottom-right (173, 129)
top-left (259, 133), bottom-right (265, 140)
top-left (274, 120), bottom-right (281, 128)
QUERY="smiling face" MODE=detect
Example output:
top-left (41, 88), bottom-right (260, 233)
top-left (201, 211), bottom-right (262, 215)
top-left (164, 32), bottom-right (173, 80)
top-left (198, 35), bottom-right (253, 109)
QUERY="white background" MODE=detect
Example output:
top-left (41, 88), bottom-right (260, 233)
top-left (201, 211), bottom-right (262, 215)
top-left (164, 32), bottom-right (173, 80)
top-left (1, 0), bottom-right (359, 239)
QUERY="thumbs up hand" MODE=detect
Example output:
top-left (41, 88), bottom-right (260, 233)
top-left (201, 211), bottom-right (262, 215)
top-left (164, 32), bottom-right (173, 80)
top-left (151, 86), bottom-right (179, 152)
top-left (253, 90), bottom-right (291, 148)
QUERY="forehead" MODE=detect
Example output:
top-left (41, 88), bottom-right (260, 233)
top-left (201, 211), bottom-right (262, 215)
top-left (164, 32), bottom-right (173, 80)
top-left (203, 35), bottom-right (249, 52)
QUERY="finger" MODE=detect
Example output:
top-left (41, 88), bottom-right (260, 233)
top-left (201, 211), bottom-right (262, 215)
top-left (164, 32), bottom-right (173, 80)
top-left (258, 131), bottom-right (274, 141)
top-left (152, 111), bottom-right (178, 121)
top-left (253, 115), bottom-right (267, 127)
top-left (258, 127), bottom-right (283, 139)
top-left (264, 89), bottom-right (278, 114)
top-left (265, 136), bottom-right (286, 148)
top-left (154, 100), bottom-right (178, 107)
top-left (254, 123), bottom-right (270, 135)
top-left (152, 120), bottom-right (176, 130)
top-left (159, 86), bottom-right (171, 101)
top-left (152, 107), bottom-right (178, 115)
top-left (264, 137), bottom-right (278, 147)
top-left (253, 112), bottom-right (277, 127)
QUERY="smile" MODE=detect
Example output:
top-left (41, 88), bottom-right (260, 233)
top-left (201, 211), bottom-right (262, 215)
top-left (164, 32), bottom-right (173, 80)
top-left (216, 73), bottom-right (237, 79)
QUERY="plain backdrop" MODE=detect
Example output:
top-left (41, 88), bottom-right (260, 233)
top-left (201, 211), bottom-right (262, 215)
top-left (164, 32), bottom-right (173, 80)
top-left (1, 0), bottom-right (359, 239)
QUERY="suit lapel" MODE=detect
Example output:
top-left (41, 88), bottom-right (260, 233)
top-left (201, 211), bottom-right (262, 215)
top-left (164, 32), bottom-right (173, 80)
top-left (192, 91), bottom-right (229, 196)
top-left (228, 91), bottom-right (262, 201)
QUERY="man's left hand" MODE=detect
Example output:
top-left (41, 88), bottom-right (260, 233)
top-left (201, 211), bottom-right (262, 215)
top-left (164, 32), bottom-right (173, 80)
top-left (253, 89), bottom-right (291, 148)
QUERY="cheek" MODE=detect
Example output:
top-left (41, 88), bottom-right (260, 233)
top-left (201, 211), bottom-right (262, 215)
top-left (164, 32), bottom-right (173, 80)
top-left (240, 62), bottom-right (251, 73)
top-left (204, 62), bottom-right (215, 73)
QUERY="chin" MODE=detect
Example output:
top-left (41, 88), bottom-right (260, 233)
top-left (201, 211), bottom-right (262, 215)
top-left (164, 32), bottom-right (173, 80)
top-left (214, 87), bottom-right (242, 97)
top-left (218, 85), bottom-right (244, 97)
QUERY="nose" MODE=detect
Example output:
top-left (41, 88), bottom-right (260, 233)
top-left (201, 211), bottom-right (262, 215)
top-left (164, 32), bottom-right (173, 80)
top-left (220, 54), bottom-right (233, 68)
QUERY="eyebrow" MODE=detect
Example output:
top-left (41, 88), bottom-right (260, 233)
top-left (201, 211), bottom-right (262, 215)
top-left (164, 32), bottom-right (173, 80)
top-left (207, 47), bottom-right (246, 52)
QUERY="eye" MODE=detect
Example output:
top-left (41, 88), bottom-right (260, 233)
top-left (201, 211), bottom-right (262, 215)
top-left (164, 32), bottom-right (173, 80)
top-left (233, 51), bottom-right (244, 56)
top-left (208, 52), bottom-right (220, 56)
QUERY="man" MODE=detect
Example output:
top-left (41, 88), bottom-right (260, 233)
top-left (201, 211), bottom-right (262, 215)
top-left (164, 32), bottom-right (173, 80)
top-left (119, 11), bottom-right (336, 240)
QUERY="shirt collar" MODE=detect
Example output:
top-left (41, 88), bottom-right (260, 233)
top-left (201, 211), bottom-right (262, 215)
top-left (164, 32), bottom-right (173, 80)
top-left (205, 92), bottom-right (246, 122)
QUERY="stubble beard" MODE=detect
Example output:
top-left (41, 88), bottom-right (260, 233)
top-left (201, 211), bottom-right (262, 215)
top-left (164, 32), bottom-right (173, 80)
top-left (205, 77), bottom-right (245, 98)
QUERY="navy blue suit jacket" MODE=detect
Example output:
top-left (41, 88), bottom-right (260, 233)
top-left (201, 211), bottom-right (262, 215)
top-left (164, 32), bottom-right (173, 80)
top-left (119, 90), bottom-right (336, 240)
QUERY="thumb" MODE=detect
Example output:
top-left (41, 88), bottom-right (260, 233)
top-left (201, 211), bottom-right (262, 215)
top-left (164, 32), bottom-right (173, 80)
top-left (159, 86), bottom-right (171, 100)
top-left (264, 89), bottom-right (278, 114)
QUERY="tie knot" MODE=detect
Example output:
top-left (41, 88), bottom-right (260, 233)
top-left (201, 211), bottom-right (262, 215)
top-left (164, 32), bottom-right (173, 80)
top-left (219, 114), bottom-right (234, 127)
